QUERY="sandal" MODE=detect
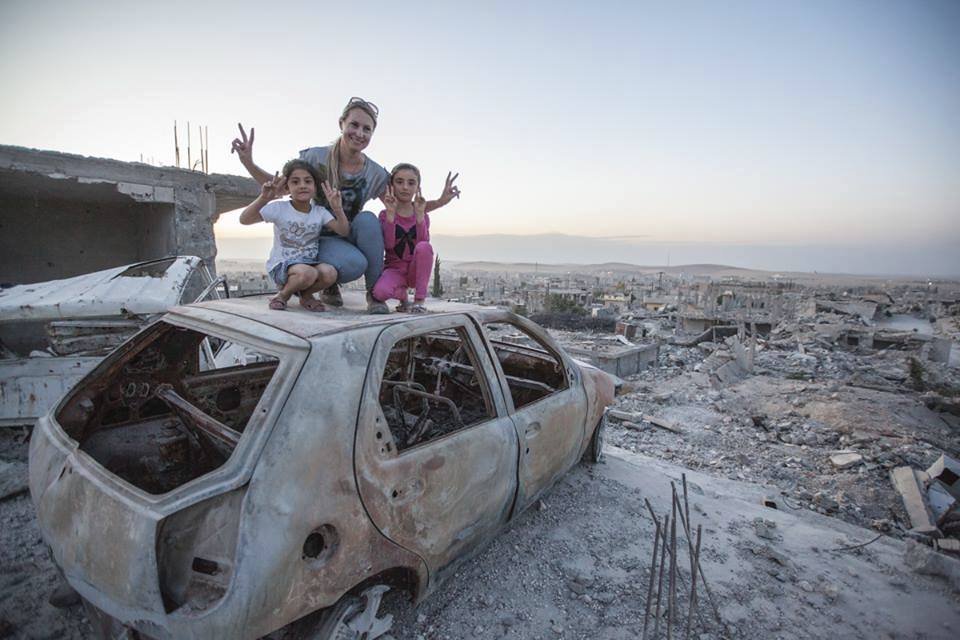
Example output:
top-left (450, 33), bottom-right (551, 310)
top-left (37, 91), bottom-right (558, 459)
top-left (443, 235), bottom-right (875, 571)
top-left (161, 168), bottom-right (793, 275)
top-left (299, 297), bottom-right (326, 312)
top-left (268, 297), bottom-right (287, 311)
top-left (395, 300), bottom-right (411, 313)
top-left (409, 303), bottom-right (427, 314)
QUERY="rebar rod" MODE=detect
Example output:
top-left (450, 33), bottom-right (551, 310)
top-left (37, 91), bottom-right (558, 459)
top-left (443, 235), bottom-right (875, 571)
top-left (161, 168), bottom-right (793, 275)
top-left (642, 519), bottom-right (661, 640)
top-left (667, 498), bottom-right (677, 639)
top-left (672, 490), bottom-right (723, 626)
top-left (684, 525), bottom-right (702, 640)
top-left (653, 514), bottom-right (669, 639)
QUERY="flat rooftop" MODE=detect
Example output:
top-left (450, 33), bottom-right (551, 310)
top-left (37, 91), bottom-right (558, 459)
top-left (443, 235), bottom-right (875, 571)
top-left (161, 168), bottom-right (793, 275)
top-left (181, 291), bottom-right (491, 339)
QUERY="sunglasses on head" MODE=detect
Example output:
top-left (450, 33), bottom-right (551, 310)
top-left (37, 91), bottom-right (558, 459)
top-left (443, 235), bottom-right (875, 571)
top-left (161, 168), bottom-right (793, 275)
top-left (347, 97), bottom-right (379, 117)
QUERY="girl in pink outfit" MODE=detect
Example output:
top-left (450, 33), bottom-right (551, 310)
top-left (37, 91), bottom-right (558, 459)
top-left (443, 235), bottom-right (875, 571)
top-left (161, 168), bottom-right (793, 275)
top-left (372, 163), bottom-right (438, 313)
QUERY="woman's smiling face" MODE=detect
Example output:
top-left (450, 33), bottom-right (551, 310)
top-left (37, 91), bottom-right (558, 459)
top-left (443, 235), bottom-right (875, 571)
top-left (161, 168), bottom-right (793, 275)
top-left (339, 108), bottom-right (376, 153)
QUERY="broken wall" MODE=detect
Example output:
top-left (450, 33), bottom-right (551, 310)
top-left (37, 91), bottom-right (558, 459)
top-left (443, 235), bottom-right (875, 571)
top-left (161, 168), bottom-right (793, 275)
top-left (0, 145), bottom-right (258, 285)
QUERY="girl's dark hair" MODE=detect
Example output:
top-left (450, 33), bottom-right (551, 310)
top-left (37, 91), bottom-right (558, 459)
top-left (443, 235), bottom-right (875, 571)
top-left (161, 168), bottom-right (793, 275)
top-left (282, 159), bottom-right (327, 185)
top-left (390, 162), bottom-right (421, 185)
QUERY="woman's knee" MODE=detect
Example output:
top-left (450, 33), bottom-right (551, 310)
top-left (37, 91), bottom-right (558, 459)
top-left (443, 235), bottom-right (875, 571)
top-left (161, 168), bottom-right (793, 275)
top-left (352, 212), bottom-right (385, 249)
top-left (336, 252), bottom-right (368, 284)
top-left (351, 211), bottom-right (379, 236)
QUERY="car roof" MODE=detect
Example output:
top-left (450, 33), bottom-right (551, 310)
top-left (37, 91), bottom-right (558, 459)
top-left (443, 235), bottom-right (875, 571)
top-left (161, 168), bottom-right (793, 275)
top-left (173, 291), bottom-right (494, 339)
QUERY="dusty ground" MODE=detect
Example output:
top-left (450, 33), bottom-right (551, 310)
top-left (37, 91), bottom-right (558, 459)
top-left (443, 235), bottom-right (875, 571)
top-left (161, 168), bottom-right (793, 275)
top-left (3, 424), bottom-right (960, 639)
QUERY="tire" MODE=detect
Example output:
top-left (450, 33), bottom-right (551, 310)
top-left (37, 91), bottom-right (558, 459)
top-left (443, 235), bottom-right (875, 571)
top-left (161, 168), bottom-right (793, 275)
top-left (311, 585), bottom-right (393, 640)
top-left (583, 414), bottom-right (605, 464)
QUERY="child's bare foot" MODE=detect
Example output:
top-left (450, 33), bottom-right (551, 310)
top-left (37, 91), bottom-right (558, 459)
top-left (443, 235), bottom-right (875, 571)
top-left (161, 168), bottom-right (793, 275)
top-left (268, 297), bottom-right (287, 311)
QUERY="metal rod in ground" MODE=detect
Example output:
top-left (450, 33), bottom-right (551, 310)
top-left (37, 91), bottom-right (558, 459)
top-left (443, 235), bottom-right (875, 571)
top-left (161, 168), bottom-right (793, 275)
top-left (667, 490), bottom-right (678, 640)
top-left (673, 492), bottom-right (723, 627)
top-left (684, 525), bottom-right (702, 640)
top-left (673, 481), bottom-right (699, 628)
top-left (654, 514), bottom-right (669, 639)
top-left (645, 499), bottom-right (710, 631)
top-left (642, 518), bottom-right (661, 640)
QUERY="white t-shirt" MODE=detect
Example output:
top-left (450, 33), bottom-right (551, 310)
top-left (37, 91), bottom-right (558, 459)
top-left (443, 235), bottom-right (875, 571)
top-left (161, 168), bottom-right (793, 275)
top-left (261, 199), bottom-right (334, 273)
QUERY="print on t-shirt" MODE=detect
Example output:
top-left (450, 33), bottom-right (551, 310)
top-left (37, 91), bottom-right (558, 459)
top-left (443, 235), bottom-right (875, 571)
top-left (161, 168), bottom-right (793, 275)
top-left (315, 175), bottom-right (367, 222)
top-left (279, 220), bottom-right (322, 252)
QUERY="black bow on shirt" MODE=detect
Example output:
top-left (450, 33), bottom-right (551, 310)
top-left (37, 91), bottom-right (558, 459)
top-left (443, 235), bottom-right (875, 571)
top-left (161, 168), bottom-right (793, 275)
top-left (394, 225), bottom-right (417, 259)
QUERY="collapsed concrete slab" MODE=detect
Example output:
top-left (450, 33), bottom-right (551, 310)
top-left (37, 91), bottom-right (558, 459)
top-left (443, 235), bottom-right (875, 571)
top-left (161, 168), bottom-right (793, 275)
top-left (0, 144), bottom-right (258, 285)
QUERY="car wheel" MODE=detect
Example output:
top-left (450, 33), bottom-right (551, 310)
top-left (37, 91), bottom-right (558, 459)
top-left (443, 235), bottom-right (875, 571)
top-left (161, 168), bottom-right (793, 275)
top-left (583, 414), bottom-right (605, 464)
top-left (312, 585), bottom-right (393, 640)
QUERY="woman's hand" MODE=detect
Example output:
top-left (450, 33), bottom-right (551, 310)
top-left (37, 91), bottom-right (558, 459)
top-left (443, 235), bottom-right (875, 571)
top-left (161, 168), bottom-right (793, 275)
top-left (414, 188), bottom-right (427, 223)
top-left (438, 171), bottom-right (461, 205)
top-left (230, 123), bottom-right (255, 165)
top-left (382, 185), bottom-right (398, 222)
top-left (260, 172), bottom-right (286, 201)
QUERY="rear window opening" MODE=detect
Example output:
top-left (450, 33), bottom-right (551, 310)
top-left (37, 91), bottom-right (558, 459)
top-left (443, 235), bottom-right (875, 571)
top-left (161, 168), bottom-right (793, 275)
top-left (56, 321), bottom-right (279, 494)
top-left (483, 322), bottom-right (567, 409)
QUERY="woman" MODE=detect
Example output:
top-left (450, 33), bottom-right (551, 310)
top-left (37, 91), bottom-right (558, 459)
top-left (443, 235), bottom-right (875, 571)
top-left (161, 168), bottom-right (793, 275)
top-left (231, 97), bottom-right (460, 313)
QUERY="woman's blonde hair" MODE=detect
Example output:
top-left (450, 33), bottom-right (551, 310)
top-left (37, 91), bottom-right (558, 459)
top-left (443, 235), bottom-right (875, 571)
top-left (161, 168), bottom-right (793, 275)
top-left (327, 97), bottom-right (379, 190)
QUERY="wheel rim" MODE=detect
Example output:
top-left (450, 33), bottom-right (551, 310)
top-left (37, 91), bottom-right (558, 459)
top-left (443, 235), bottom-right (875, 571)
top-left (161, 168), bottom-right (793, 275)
top-left (327, 586), bottom-right (393, 640)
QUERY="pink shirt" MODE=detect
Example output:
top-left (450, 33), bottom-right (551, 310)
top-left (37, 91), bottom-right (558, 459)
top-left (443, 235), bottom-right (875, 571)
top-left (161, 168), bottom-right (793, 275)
top-left (380, 211), bottom-right (430, 266)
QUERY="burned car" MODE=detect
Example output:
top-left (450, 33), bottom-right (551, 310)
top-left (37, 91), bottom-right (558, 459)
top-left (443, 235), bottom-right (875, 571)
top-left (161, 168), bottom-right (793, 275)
top-left (28, 293), bottom-right (615, 639)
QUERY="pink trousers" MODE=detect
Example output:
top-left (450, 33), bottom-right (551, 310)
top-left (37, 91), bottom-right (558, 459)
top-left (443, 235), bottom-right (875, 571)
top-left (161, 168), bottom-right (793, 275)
top-left (372, 241), bottom-right (434, 301)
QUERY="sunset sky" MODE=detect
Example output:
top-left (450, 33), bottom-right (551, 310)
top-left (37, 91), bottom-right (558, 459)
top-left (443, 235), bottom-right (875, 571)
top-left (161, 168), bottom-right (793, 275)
top-left (1, 1), bottom-right (958, 273)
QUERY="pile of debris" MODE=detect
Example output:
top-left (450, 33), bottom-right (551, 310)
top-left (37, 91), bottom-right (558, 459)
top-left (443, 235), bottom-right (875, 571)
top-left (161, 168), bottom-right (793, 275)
top-left (604, 324), bottom-right (960, 542)
top-left (891, 454), bottom-right (960, 549)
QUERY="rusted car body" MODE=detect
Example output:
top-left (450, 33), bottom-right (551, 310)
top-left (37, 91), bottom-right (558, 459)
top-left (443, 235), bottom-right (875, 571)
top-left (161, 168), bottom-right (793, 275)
top-left (28, 293), bottom-right (615, 639)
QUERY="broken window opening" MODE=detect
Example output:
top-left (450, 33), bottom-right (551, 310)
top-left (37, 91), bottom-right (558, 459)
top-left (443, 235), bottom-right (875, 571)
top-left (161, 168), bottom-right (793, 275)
top-left (483, 322), bottom-right (568, 410)
top-left (378, 328), bottom-right (494, 452)
top-left (56, 322), bottom-right (279, 494)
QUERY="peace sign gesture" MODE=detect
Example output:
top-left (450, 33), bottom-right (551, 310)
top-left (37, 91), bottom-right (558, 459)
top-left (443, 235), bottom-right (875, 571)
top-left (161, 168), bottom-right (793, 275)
top-left (230, 123), bottom-right (255, 164)
top-left (381, 185), bottom-right (398, 222)
top-left (320, 181), bottom-right (343, 215)
top-left (414, 188), bottom-right (427, 223)
top-left (260, 172), bottom-right (286, 200)
top-left (437, 171), bottom-right (461, 205)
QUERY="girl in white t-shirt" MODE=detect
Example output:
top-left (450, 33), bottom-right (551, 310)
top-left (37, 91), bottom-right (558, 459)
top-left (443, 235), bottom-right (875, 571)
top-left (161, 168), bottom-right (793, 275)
top-left (239, 159), bottom-right (349, 311)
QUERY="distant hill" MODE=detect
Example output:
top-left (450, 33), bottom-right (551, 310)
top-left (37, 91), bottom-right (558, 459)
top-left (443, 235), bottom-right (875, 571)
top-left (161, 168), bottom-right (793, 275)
top-left (215, 232), bottom-right (959, 280)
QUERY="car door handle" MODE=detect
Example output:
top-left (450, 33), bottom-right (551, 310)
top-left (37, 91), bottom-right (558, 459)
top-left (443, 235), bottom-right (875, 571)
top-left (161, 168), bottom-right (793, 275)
top-left (525, 422), bottom-right (542, 438)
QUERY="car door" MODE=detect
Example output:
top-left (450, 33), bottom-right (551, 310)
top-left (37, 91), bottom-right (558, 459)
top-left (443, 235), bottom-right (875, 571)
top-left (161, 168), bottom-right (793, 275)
top-left (477, 310), bottom-right (588, 514)
top-left (354, 314), bottom-right (518, 578)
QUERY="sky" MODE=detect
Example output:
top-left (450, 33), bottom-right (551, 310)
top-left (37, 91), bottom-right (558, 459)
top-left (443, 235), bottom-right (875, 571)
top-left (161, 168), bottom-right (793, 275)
top-left (1, 0), bottom-right (958, 274)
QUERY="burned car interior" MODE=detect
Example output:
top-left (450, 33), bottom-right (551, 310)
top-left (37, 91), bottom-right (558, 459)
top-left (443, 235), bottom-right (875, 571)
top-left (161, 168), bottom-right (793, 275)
top-left (377, 321), bottom-right (570, 451)
top-left (378, 328), bottom-right (495, 451)
top-left (56, 322), bottom-right (278, 494)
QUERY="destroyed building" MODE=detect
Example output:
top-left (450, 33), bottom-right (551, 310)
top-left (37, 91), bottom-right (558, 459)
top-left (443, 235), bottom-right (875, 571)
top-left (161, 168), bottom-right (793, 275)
top-left (0, 145), bottom-right (258, 285)
top-left (0, 145), bottom-right (259, 425)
